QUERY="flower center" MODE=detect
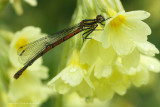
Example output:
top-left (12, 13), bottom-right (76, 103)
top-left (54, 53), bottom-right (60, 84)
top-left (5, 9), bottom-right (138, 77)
top-left (110, 15), bottom-right (125, 28)
top-left (15, 37), bottom-right (28, 50)
top-left (107, 8), bottom-right (125, 29)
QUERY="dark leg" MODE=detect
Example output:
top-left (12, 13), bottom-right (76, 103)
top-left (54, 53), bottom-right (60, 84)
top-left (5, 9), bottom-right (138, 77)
top-left (82, 29), bottom-right (93, 42)
top-left (84, 29), bottom-right (94, 39)
top-left (82, 24), bottom-right (98, 42)
top-left (84, 24), bottom-right (98, 39)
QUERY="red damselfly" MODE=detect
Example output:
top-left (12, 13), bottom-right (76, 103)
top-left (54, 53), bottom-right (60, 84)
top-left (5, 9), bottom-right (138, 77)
top-left (14, 15), bottom-right (110, 79)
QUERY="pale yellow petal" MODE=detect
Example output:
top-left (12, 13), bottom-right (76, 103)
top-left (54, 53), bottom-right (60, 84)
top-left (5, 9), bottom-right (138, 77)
top-left (99, 46), bottom-right (117, 64)
top-left (94, 58), bottom-right (112, 79)
top-left (100, 22), bottom-right (111, 48)
top-left (8, 68), bottom-right (50, 102)
top-left (135, 41), bottom-right (159, 56)
top-left (123, 19), bottom-right (151, 42)
top-left (111, 27), bottom-right (135, 55)
top-left (76, 80), bottom-right (93, 97)
top-left (112, 75), bottom-right (131, 95)
top-left (122, 49), bottom-right (140, 68)
top-left (80, 39), bottom-right (99, 65)
top-left (130, 67), bottom-right (149, 87)
top-left (61, 66), bottom-right (84, 87)
top-left (108, 68), bottom-right (123, 84)
top-left (48, 72), bottom-right (71, 94)
top-left (93, 79), bottom-right (114, 100)
top-left (141, 55), bottom-right (160, 73)
top-left (125, 66), bottom-right (139, 75)
top-left (124, 10), bottom-right (150, 20)
top-left (54, 78), bottom-right (71, 94)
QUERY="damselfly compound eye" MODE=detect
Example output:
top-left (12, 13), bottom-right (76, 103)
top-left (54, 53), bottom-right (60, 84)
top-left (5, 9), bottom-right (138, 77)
top-left (96, 15), bottom-right (105, 23)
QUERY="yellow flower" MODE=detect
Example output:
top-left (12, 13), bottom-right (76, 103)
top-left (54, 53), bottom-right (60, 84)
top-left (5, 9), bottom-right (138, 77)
top-left (48, 50), bottom-right (94, 97)
top-left (99, 9), bottom-right (159, 55)
top-left (9, 26), bottom-right (48, 79)
top-left (9, 26), bottom-right (47, 68)
top-left (8, 26), bottom-right (51, 106)
top-left (0, 27), bottom-right (51, 107)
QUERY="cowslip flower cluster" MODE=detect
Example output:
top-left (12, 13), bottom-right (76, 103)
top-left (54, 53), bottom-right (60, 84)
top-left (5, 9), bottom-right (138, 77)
top-left (48, 0), bottom-right (160, 101)
top-left (0, 27), bottom-right (51, 107)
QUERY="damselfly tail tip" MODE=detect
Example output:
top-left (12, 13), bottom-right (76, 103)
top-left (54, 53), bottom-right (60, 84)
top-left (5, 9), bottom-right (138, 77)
top-left (13, 71), bottom-right (22, 79)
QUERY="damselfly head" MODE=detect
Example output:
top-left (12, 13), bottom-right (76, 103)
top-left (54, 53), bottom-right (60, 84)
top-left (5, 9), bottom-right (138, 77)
top-left (96, 15), bottom-right (105, 23)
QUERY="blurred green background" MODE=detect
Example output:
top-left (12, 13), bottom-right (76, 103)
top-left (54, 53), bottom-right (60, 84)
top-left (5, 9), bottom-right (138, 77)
top-left (0, 0), bottom-right (160, 107)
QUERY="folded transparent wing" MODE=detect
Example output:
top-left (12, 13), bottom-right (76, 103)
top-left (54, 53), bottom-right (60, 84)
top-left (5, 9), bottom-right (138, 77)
top-left (17, 24), bottom-right (80, 65)
top-left (17, 36), bottom-right (50, 65)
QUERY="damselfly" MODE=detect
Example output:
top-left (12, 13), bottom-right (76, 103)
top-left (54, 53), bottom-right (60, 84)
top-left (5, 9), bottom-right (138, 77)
top-left (14, 15), bottom-right (110, 79)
